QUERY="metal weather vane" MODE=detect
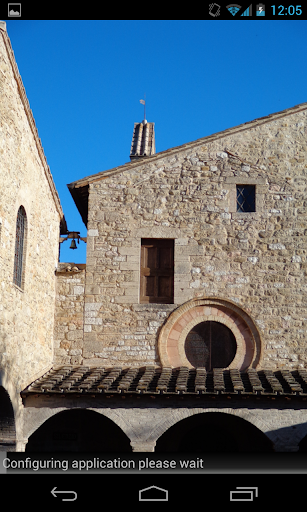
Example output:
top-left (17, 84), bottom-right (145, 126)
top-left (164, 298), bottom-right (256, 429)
top-left (140, 95), bottom-right (146, 121)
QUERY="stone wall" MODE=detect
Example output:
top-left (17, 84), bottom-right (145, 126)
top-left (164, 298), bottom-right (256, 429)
top-left (0, 25), bottom-right (64, 399)
top-left (54, 264), bottom-right (85, 365)
top-left (70, 105), bottom-right (307, 369)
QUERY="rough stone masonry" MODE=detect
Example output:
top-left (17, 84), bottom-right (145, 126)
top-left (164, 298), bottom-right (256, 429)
top-left (3, 19), bottom-right (307, 453)
top-left (63, 103), bottom-right (307, 370)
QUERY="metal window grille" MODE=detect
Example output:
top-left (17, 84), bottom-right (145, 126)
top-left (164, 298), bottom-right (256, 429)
top-left (185, 320), bottom-right (237, 370)
top-left (236, 185), bottom-right (255, 212)
top-left (13, 206), bottom-right (26, 288)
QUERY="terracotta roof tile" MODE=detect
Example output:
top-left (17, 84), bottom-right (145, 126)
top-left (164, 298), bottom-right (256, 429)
top-left (21, 366), bottom-right (307, 398)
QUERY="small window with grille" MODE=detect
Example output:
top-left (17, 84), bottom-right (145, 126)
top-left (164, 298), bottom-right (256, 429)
top-left (236, 185), bottom-right (256, 212)
top-left (13, 206), bottom-right (27, 289)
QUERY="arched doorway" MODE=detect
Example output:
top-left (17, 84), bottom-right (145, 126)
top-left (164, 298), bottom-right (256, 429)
top-left (0, 386), bottom-right (16, 451)
top-left (26, 409), bottom-right (132, 452)
top-left (155, 412), bottom-right (274, 452)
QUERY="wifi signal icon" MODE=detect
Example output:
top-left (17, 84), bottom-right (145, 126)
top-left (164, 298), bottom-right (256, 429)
top-left (226, 3), bottom-right (242, 15)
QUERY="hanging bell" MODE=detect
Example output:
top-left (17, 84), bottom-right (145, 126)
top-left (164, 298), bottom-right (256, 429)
top-left (70, 239), bottom-right (77, 250)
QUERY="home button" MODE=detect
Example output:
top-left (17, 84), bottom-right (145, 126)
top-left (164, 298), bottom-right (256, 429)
top-left (139, 485), bottom-right (168, 501)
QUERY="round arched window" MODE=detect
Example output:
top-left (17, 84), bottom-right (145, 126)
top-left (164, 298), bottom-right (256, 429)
top-left (184, 321), bottom-right (237, 370)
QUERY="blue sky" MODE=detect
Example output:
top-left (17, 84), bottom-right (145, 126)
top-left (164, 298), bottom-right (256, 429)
top-left (5, 19), bottom-right (307, 263)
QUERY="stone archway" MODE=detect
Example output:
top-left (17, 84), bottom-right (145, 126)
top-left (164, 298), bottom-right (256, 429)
top-left (25, 409), bottom-right (132, 452)
top-left (155, 412), bottom-right (274, 452)
top-left (0, 386), bottom-right (16, 451)
top-left (158, 297), bottom-right (262, 369)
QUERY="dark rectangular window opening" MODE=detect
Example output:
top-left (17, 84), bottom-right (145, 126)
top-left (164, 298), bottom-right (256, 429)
top-left (236, 185), bottom-right (256, 212)
top-left (140, 239), bottom-right (174, 304)
top-left (13, 206), bottom-right (27, 289)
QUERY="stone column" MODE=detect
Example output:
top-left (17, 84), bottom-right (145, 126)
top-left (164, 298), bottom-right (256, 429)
top-left (15, 438), bottom-right (28, 452)
top-left (130, 440), bottom-right (156, 452)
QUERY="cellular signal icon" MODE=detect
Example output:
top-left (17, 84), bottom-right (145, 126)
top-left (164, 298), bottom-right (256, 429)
top-left (241, 4), bottom-right (252, 15)
top-left (226, 4), bottom-right (241, 15)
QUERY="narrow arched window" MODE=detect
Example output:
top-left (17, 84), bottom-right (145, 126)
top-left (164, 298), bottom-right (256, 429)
top-left (13, 206), bottom-right (27, 289)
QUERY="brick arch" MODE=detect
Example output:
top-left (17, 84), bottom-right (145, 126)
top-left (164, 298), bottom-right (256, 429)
top-left (158, 297), bottom-right (262, 369)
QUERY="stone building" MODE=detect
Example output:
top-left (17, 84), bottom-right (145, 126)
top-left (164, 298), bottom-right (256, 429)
top-left (2, 21), bottom-right (307, 453)
top-left (0, 22), bottom-right (67, 451)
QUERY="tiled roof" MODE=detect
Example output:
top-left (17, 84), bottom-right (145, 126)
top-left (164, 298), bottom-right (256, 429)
top-left (21, 366), bottom-right (307, 398)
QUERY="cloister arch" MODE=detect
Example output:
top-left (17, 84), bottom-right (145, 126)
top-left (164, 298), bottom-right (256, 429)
top-left (158, 297), bottom-right (262, 369)
top-left (0, 386), bottom-right (16, 451)
top-left (155, 411), bottom-right (274, 452)
top-left (25, 408), bottom-right (132, 452)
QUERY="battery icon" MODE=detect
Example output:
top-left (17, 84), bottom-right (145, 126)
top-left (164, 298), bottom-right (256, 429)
top-left (256, 3), bottom-right (265, 15)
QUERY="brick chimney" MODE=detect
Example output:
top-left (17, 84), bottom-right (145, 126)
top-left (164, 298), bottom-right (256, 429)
top-left (130, 120), bottom-right (155, 160)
